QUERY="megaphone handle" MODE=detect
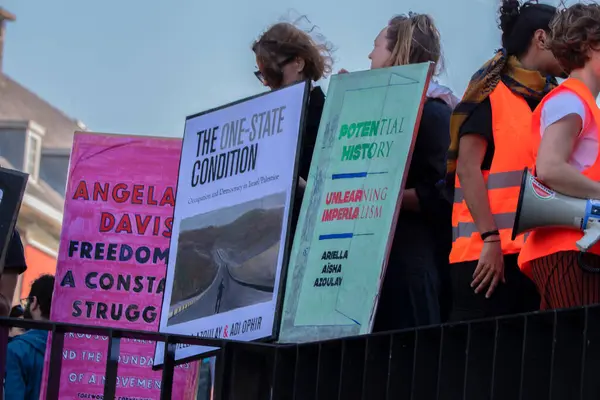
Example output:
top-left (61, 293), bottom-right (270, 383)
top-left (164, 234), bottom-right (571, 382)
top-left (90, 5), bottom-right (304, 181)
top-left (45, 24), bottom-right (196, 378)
top-left (576, 224), bottom-right (600, 252)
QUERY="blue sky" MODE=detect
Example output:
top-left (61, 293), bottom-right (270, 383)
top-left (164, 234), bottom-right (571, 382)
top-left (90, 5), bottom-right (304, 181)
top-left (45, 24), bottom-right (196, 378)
top-left (2, 0), bottom-right (509, 138)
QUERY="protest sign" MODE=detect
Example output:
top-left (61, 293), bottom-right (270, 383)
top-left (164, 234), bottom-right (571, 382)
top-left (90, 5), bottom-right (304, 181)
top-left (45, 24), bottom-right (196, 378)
top-left (0, 167), bottom-right (27, 274)
top-left (155, 81), bottom-right (309, 364)
top-left (279, 63), bottom-right (434, 343)
top-left (40, 132), bottom-right (198, 399)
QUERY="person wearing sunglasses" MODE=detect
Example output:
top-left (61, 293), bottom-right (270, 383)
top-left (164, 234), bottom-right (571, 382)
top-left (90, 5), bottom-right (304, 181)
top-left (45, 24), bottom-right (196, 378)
top-left (5, 274), bottom-right (54, 400)
top-left (252, 20), bottom-right (333, 232)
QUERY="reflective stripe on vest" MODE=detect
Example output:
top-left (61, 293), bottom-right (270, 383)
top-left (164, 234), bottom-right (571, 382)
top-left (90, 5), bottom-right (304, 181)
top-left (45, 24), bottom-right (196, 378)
top-left (453, 170), bottom-right (523, 203)
top-left (518, 78), bottom-right (600, 276)
top-left (450, 82), bottom-right (534, 264)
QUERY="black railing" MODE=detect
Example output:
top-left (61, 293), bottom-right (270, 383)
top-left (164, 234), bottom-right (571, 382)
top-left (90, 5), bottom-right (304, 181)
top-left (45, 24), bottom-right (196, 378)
top-left (214, 306), bottom-right (600, 400)
top-left (0, 317), bottom-right (272, 400)
top-left (2, 305), bottom-right (600, 400)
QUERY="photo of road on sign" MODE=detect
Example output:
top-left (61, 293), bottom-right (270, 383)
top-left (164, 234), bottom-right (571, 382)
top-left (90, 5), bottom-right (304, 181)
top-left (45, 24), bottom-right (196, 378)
top-left (156, 81), bottom-right (307, 364)
top-left (167, 191), bottom-right (286, 326)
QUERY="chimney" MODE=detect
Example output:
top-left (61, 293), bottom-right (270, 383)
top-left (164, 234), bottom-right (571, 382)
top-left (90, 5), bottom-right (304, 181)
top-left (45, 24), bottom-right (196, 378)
top-left (0, 8), bottom-right (16, 74)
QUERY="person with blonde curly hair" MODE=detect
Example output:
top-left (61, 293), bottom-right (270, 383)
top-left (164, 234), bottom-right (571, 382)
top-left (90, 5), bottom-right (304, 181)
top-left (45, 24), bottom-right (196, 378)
top-left (519, 3), bottom-right (600, 310)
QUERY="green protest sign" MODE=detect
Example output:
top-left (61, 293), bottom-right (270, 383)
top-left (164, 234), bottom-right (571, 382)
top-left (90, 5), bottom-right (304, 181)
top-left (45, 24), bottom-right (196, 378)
top-left (279, 62), bottom-right (434, 343)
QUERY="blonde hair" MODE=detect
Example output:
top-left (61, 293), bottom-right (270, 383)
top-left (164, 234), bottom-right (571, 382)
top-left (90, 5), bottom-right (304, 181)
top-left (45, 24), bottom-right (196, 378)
top-left (386, 13), bottom-right (443, 71)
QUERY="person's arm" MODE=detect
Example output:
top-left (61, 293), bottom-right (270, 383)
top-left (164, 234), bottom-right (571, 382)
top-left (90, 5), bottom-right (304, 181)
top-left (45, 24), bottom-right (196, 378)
top-left (4, 343), bottom-right (26, 400)
top-left (458, 134), bottom-right (506, 297)
top-left (402, 100), bottom-right (451, 213)
top-left (456, 135), bottom-right (498, 233)
top-left (0, 273), bottom-right (17, 308)
top-left (455, 99), bottom-right (504, 298)
top-left (536, 114), bottom-right (600, 198)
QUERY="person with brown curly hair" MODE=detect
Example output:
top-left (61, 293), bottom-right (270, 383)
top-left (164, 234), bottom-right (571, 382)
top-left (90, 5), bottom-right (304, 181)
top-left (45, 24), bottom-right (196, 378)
top-left (519, 3), bottom-right (600, 310)
top-left (252, 21), bottom-right (332, 181)
top-left (252, 20), bottom-right (333, 233)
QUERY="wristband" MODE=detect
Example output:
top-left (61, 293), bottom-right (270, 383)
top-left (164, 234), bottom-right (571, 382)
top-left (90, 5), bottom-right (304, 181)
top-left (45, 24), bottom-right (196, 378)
top-left (481, 230), bottom-right (500, 241)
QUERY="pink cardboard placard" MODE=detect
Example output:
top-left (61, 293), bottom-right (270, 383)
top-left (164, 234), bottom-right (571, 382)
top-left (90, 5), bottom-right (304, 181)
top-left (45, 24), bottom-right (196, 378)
top-left (39, 132), bottom-right (198, 399)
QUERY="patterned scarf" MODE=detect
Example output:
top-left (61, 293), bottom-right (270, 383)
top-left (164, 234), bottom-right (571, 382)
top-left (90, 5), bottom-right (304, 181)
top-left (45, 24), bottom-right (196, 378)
top-left (445, 48), bottom-right (558, 189)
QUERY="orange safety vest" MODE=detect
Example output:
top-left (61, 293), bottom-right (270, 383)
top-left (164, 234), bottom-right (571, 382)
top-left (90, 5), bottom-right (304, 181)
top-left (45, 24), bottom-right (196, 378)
top-left (450, 82), bottom-right (534, 264)
top-left (519, 78), bottom-right (600, 276)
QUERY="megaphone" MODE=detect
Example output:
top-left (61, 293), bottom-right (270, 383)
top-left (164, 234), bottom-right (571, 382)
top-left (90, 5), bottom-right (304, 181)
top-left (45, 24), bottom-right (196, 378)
top-left (512, 168), bottom-right (600, 253)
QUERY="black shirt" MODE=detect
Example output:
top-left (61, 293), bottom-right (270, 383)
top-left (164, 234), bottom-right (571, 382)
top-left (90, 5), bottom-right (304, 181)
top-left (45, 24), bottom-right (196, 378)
top-left (5, 230), bottom-right (27, 275)
top-left (458, 97), bottom-right (540, 170)
top-left (298, 86), bottom-right (325, 180)
top-left (397, 97), bottom-right (453, 258)
top-left (290, 86), bottom-right (326, 236)
top-left (376, 97), bottom-right (453, 332)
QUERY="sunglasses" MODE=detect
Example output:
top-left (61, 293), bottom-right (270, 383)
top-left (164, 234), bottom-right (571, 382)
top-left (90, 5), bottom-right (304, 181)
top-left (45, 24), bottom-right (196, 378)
top-left (254, 56), bottom-right (297, 86)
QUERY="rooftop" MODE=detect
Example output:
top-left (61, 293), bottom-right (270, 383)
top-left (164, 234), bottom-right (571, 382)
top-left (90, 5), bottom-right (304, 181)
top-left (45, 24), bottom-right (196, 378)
top-left (0, 74), bottom-right (83, 150)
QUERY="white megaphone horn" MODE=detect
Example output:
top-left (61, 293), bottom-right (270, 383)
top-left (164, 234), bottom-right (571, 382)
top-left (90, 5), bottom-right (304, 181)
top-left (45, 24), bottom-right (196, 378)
top-left (512, 168), bottom-right (600, 253)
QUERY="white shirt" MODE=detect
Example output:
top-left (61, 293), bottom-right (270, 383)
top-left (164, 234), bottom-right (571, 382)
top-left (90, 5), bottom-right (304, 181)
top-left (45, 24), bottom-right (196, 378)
top-left (540, 91), bottom-right (599, 171)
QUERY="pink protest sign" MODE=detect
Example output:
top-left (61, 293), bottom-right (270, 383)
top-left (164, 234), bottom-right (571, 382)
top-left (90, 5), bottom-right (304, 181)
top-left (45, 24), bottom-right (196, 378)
top-left (40, 132), bottom-right (199, 399)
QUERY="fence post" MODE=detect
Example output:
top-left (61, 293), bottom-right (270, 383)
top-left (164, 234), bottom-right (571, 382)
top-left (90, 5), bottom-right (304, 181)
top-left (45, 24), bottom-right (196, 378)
top-left (103, 330), bottom-right (121, 399)
top-left (160, 340), bottom-right (176, 400)
top-left (45, 326), bottom-right (65, 400)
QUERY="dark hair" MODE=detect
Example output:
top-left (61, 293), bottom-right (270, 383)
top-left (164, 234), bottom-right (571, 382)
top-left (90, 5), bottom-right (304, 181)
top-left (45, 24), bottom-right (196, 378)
top-left (499, 0), bottom-right (557, 57)
top-left (548, 3), bottom-right (600, 73)
top-left (9, 305), bottom-right (23, 318)
top-left (385, 13), bottom-right (443, 72)
top-left (29, 274), bottom-right (55, 319)
top-left (252, 21), bottom-right (333, 87)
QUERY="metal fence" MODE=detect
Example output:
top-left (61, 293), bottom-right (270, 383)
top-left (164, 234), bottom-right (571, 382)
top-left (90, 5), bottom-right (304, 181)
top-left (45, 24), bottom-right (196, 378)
top-left (0, 317), bottom-right (266, 400)
top-left (2, 304), bottom-right (600, 400)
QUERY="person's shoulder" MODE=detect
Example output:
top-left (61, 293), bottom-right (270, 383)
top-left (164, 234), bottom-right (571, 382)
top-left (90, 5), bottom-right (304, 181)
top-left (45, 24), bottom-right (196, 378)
top-left (312, 85), bottom-right (325, 99)
top-left (9, 330), bottom-right (47, 352)
top-left (542, 91), bottom-right (588, 128)
top-left (458, 98), bottom-right (492, 136)
top-left (544, 90), bottom-right (586, 110)
top-left (467, 97), bottom-right (492, 115)
top-left (416, 99), bottom-right (452, 145)
top-left (7, 334), bottom-right (28, 355)
top-left (309, 86), bottom-right (326, 108)
top-left (422, 98), bottom-right (453, 125)
top-left (424, 97), bottom-right (452, 114)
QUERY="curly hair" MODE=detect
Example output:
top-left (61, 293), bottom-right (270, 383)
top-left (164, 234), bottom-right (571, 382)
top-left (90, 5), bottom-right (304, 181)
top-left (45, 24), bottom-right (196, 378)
top-left (252, 21), bottom-right (333, 85)
top-left (29, 274), bottom-right (54, 319)
top-left (548, 3), bottom-right (600, 73)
